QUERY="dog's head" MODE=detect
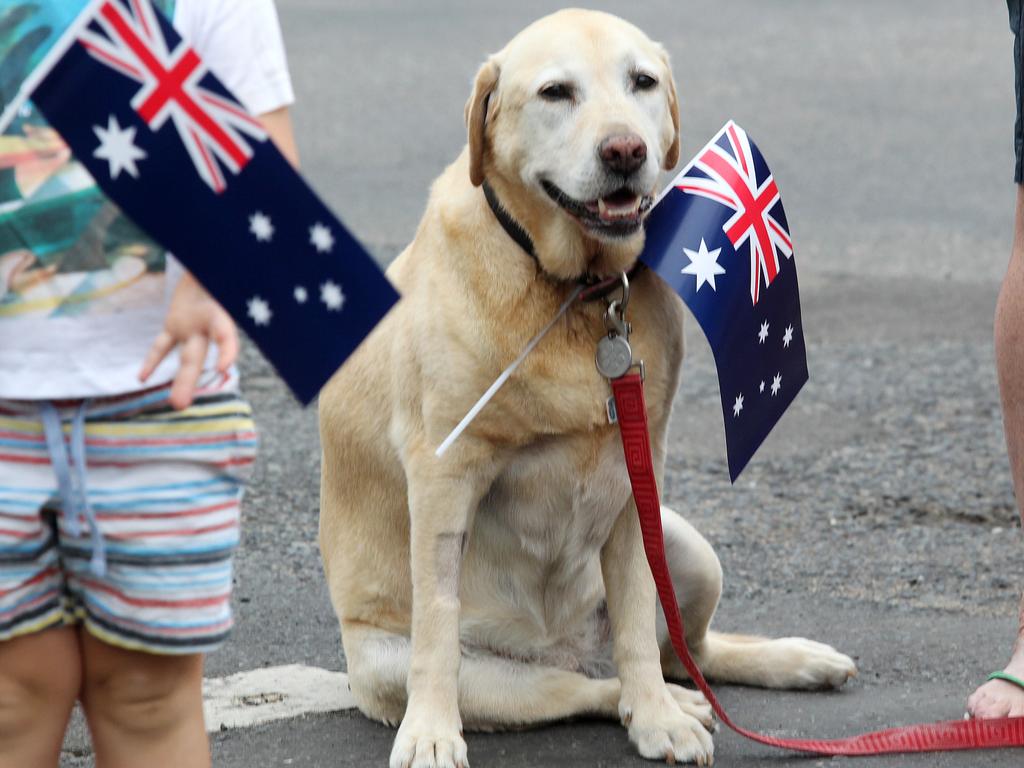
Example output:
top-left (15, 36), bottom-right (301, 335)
top-left (466, 9), bottom-right (680, 280)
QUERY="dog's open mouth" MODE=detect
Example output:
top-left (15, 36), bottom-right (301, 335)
top-left (541, 180), bottom-right (653, 238)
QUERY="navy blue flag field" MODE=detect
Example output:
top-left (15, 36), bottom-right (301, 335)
top-left (22, 0), bottom-right (399, 404)
top-left (640, 121), bottom-right (807, 481)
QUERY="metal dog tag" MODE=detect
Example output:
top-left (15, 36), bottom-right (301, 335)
top-left (596, 334), bottom-right (633, 380)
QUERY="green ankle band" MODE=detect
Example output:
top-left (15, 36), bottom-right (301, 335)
top-left (987, 671), bottom-right (1024, 691)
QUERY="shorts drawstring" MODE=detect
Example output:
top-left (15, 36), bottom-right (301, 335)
top-left (39, 402), bottom-right (106, 576)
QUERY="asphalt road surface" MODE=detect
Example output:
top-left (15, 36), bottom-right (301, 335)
top-left (60, 0), bottom-right (1024, 765)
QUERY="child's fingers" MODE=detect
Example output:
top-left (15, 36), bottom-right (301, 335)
top-left (212, 316), bottom-right (239, 373)
top-left (169, 334), bottom-right (209, 410)
top-left (139, 330), bottom-right (176, 382)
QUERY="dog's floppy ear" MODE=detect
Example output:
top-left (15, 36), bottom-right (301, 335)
top-left (660, 52), bottom-right (681, 171)
top-left (466, 58), bottom-right (499, 187)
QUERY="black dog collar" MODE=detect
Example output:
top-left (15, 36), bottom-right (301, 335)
top-left (480, 179), bottom-right (646, 302)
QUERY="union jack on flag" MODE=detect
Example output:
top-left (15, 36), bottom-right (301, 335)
top-left (674, 121), bottom-right (793, 306)
top-left (641, 122), bottom-right (807, 481)
top-left (78, 0), bottom-right (266, 193)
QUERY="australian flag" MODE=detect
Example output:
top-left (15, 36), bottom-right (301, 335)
top-left (19, 0), bottom-right (399, 404)
top-left (641, 121), bottom-right (807, 481)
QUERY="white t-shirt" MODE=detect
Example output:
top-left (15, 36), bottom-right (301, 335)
top-left (0, 0), bottom-right (294, 399)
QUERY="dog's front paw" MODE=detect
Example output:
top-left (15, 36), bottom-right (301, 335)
top-left (763, 637), bottom-right (857, 690)
top-left (389, 714), bottom-right (468, 768)
top-left (666, 683), bottom-right (714, 731)
top-left (620, 685), bottom-right (714, 765)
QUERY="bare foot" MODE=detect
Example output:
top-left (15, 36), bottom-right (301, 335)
top-left (968, 665), bottom-right (1024, 719)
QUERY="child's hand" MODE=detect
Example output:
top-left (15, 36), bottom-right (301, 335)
top-left (139, 270), bottom-right (237, 410)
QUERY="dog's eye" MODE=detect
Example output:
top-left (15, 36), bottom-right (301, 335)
top-left (633, 73), bottom-right (658, 91)
top-left (539, 83), bottom-right (574, 101)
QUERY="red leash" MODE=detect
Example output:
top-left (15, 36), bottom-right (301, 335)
top-left (611, 372), bottom-right (1024, 756)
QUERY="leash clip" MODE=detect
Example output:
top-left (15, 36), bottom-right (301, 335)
top-left (596, 272), bottom-right (644, 387)
top-left (603, 271), bottom-right (631, 338)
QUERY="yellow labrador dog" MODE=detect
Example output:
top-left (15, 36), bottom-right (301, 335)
top-left (319, 9), bottom-right (855, 767)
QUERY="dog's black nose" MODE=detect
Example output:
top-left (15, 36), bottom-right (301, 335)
top-left (598, 133), bottom-right (647, 175)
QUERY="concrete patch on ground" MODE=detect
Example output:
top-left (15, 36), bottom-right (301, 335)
top-left (203, 664), bottom-right (357, 732)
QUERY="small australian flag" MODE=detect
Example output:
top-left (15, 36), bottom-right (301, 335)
top-left (22, 0), bottom-right (399, 404)
top-left (641, 121), bottom-right (807, 481)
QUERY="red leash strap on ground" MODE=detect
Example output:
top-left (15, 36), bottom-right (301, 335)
top-left (611, 371), bottom-right (1024, 756)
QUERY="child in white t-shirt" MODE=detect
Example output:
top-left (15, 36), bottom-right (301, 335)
top-left (0, 1), bottom-right (298, 765)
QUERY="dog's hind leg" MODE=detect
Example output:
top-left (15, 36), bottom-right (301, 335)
top-left (656, 507), bottom-right (857, 690)
top-left (341, 622), bottom-right (414, 727)
top-left (342, 620), bottom-right (711, 732)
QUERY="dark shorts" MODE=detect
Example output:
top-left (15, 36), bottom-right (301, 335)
top-left (1011, 0), bottom-right (1024, 182)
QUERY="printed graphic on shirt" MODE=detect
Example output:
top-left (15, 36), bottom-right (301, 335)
top-left (0, 0), bottom-right (175, 319)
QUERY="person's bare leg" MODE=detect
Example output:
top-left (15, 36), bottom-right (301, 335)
top-left (0, 626), bottom-right (81, 768)
top-left (79, 631), bottom-right (209, 768)
top-left (968, 186), bottom-right (1024, 719)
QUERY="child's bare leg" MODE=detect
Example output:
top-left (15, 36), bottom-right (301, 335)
top-left (79, 632), bottom-right (209, 768)
top-left (0, 626), bottom-right (81, 768)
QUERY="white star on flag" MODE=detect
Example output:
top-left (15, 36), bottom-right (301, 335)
top-left (759, 380), bottom-right (765, 394)
top-left (758, 321), bottom-right (770, 344)
top-left (680, 238), bottom-right (725, 292)
top-left (783, 324), bottom-right (794, 348)
top-left (247, 296), bottom-right (272, 326)
top-left (771, 373), bottom-right (782, 396)
top-left (93, 115), bottom-right (145, 179)
top-left (294, 286), bottom-right (308, 304)
top-left (321, 280), bottom-right (345, 311)
top-left (249, 212), bottom-right (274, 242)
top-left (732, 393), bottom-right (744, 417)
top-left (310, 223), bottom-right (335, 253)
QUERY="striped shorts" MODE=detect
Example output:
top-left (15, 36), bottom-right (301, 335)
top-left (0, 374), bottom-right (256, 655)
